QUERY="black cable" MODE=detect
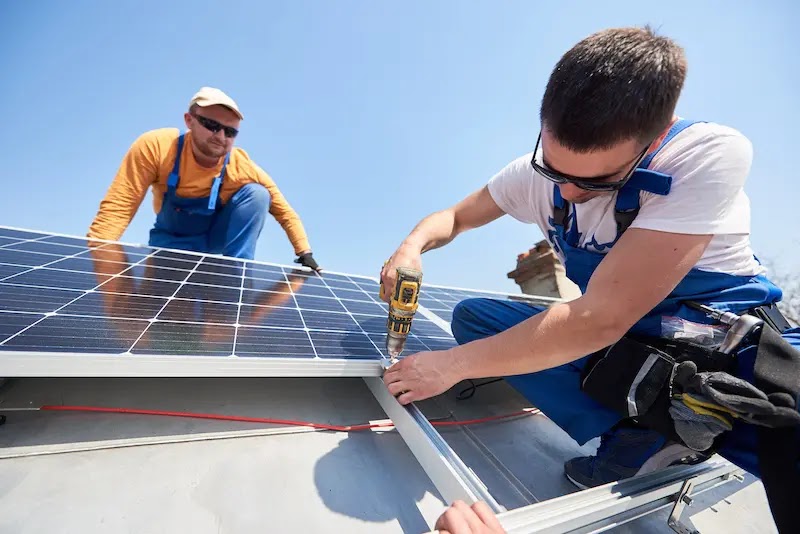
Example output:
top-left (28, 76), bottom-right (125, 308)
top-left (456, 378), bottom-right (503, 400)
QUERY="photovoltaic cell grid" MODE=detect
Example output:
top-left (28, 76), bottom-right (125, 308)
top-left (0, 227), bottom-right (459, 362)
top-left (419, 284), bottom-right (553, 324)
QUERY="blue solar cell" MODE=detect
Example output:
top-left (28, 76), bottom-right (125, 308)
top-left (292, 283), bottom-right (336, 299)
top-left (125, 264), bottom-right (192, 281)
top-left (47, 257), bottom-right (134, 275)
top-left (159, 299), bottom-right (239, 325)
top-left (295, 294), bottom-right (347, 313)
top-left (351, 314), bottom-right (386, 334)
top-left (195, 261), bottom-right (243, 277)
top-left (238, 304), bottom-right (303, 329)
top-left (235, 327), bottom-right (314, 358)
top-left (133, 321), bottom-right (235, 356)
top-left (0, 249), bottom-right (57, 267)
top-left (186, 271), bottom-right (241, 288)
top-left (309, 331), bottom-right (382, 359)
top-left (98, 276), bottom-right (181, 298)
top-left (6, 241), bottom-right (87, 256)
top-left (5, 268), bottom-right (111, 291)
top-left (0, 312), bottom-right (44, 339)
top-left (175, 283), bottom-right (241, 304)
top-left (331, 287), bottom-right (374, 302)
top-left (59, 292), bottom-right (168, 320)
top-left (0, 228), bottom-right (45, 240)
top-left (0, 285), bottom-right (83, 313)
top-left (366, 333), bottom-right (430, 357)
top-left (408, 319), bottom-right (450, 338)
top-left (301, 310), bottom-right (360, 332)
top-left (3, 315), bottom-right (147, 353)
top-left (340, 299), bottom-right (386, 316)
top-left (0, 264), bottom-right (29, 279)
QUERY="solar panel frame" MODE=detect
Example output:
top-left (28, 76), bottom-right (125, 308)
top-left (0, 226), bottom-right (484, 377)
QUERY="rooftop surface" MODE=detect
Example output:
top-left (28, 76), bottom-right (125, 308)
top-left (0, 376), bottom-right (778, 533)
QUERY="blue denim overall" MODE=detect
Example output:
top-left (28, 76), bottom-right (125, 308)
top-left (148, 133), bottom-right (270, 259)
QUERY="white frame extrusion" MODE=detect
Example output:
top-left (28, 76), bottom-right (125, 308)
top-left (0, 351), bottom-right (385, 377)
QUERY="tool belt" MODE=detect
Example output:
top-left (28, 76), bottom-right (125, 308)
top-left (579, 304), bottom-right (799, 533)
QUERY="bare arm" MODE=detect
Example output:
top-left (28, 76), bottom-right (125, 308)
top-left (401, 185), bottom-right (505, 253)
top-left (385, 228), bottom-right (714, 403)
top-left (380, 186), bottom-right (505, 300)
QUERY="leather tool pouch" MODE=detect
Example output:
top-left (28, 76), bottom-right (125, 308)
top-left (579, 334), bottom-right (733, 442)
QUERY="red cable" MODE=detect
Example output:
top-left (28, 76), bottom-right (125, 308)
top-left (39, 405), bottom-right (539, 432)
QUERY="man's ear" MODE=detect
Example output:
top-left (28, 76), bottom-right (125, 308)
top-left (183, 112), bottom-right (193, 130)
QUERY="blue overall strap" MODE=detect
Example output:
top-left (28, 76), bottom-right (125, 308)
top-left (613, 119), bottom-right (704, 237)
top-left (552, 184), bottom-right (572, 241)
top-left (207, 152), bottom-right (230, 211)
top-left (167, 133), bottom-right (186, 190)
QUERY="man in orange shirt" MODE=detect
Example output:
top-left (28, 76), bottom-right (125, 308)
top-left (88, 87), bottom-right (320, 270)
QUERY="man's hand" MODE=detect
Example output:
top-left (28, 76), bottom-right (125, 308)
top-left (295, 252), bottom-right (321, 272)
top-left (433, 501), bottom-right (505, 534)
top-left (383, 349), bottom-right (462, 405)
top-left (379, 243), bottom-right (423, 302)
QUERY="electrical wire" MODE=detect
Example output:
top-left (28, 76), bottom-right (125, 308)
top-left (37, 404), bottom-right (540, 432)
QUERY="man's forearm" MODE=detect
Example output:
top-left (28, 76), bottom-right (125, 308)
top-left (400, 209), bottom-right (461, 254)
top-left (451, 297), bottom-right (626, 381)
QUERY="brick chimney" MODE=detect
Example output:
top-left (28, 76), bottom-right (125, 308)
top-left (507, 240), bottom-right (582, 301)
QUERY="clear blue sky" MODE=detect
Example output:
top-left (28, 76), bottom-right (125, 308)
top-left (1, 1), bottom-right (797, 294)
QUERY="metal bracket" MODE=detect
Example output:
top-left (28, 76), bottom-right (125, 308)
top-left (667, 479), bottom-right (698, 534)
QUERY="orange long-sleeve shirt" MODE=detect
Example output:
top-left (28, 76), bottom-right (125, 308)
top-left (88, 128), bottom-right (311, 255)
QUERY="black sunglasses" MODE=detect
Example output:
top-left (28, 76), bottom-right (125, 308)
top-left (530, 132), bottom-right (649, 192)
top-left (191, 113), bottom-right (239, 139)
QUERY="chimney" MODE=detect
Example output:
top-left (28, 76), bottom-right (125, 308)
top-left (507, 240), bottom-right (582, 301)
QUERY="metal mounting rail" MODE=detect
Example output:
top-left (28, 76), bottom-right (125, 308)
top-left (364, 377), bottom-right (504, 514)
top-left (495, 456), bottom-right (742, 533)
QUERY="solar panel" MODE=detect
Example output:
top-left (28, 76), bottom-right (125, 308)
top-left (0, 226), bottom-right (555, 377)
top-left (0, 226), bottom-right (465, 377)
top-left (419, 282), bottom-right (560, 324)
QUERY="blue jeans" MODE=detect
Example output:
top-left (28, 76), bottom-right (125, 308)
top-left (450, 297), bottom-right (800, 478)
top-left (149, 184), bottom-right (270, 260)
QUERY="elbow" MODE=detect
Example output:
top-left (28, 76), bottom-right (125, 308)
top-left (572, 297), bottom-right (632, 347)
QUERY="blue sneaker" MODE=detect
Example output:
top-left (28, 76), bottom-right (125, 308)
top-left (564, 426), bottom-right (708, 489)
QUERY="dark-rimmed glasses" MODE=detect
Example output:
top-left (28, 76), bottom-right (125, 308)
top-left (530, 132), bottom-right (649, 192)
top-left (191, 112), bottom-right (239, 139)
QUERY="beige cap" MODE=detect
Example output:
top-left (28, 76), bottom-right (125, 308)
top-left (189, 87), bottom-right (243, 120)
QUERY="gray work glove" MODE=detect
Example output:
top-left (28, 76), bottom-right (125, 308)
top-left (673, 361), bottom-right (800, 428)
top-left (669, 394), bottom-right (733, 451)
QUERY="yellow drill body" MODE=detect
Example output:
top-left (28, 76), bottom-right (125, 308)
top-left (380, 266), bottom-right (423, 363)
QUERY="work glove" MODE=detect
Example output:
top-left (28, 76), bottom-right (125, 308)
top-left (673, 361), bottom-right (800, 428)
top-left (669, 394), bottom-right (733, 451)
top-left (295, 252), bottom-right (321, 272)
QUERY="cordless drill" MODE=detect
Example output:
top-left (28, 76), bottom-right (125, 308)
top-left (380, 265), bottom-right (423, 364)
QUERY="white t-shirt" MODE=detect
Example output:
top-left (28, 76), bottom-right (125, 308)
top-left (487, 121), bottom-right (765, 277)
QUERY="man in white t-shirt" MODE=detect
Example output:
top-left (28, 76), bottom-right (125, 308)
top-left (378, 25), bottom-right (799, 511)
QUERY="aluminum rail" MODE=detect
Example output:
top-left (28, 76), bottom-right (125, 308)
top-left (0, 351), bottom-right (384, 377)
top-left (364, 376), bottom-right (504, 514)
top-left (495, 456), bottom-right (742, 534)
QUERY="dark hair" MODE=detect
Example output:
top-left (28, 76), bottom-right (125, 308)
top-left (540, 26), bottom-right (687, 152)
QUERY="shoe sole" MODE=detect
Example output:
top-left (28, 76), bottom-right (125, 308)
top-left (564, 471), bottom-right (590, 490)
top-left (635, 443), bottom-right (708, 476)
